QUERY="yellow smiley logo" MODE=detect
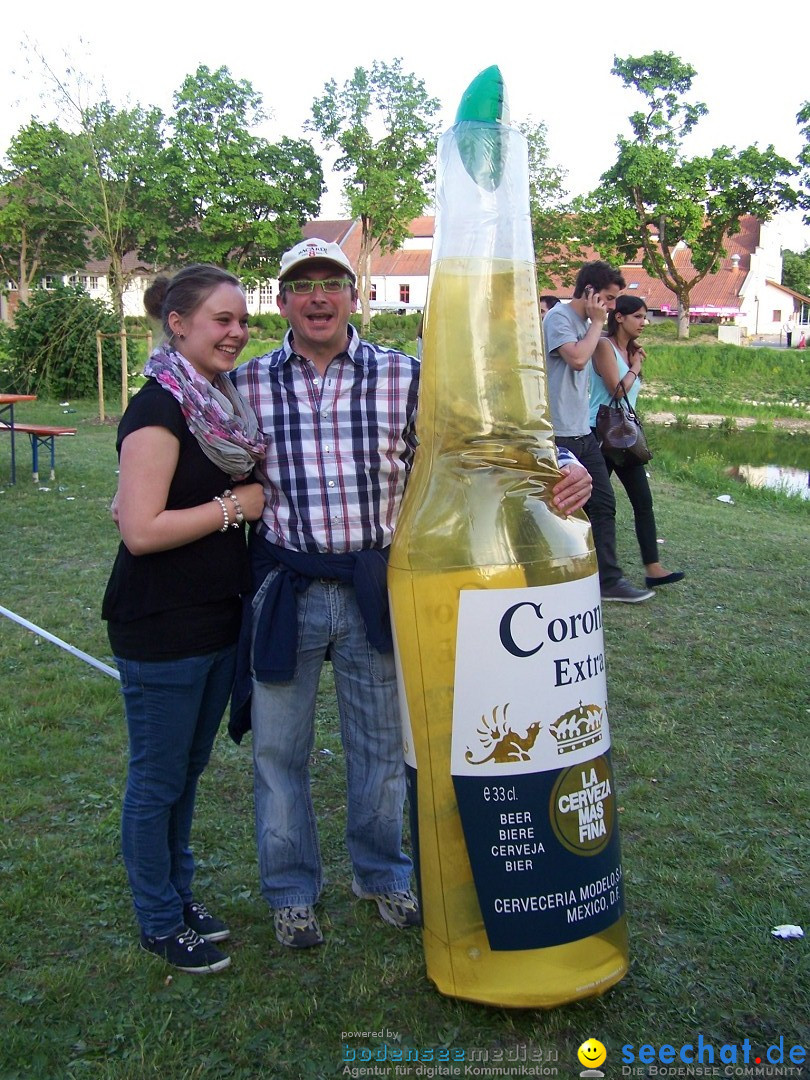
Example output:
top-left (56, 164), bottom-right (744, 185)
top-left (577, 1039), bottom-right (607, 1069)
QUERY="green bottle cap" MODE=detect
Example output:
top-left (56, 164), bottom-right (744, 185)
top-left (454, 66), bottom-right (510, 190)
top-left (454, 65), bottom-right (509, 125)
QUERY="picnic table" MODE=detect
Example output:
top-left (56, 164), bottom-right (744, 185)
top-left (0, 394), bottom-right (37, 485)
top-left (0, 394), bottom-right (77, 483)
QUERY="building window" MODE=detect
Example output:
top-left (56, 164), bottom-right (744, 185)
top-left (42, 275), bottom-right (56, 289)
top-left (773, 310), bottom-right (781, 323)
top-left (399, 284), bottom-right (410, 304)
top-left (259, 282), bottom-right (273, 306)
top-left (79, 274), bottom-right (99, 290)
top-left (68, 274), bottom-right (78, 285)
top-left (369, 282), bottom-right (377, 301)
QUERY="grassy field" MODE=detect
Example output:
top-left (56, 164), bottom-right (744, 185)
top-left (1, 393), bottom-right (808, 1080)
top-left (641, 337), bottom-right (808, 422)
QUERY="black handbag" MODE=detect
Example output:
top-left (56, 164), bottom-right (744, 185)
top-left (595, 387), bottom-right (652, 467)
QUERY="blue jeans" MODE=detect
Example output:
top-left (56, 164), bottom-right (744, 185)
top-left (250, 575), bottom-right (412, 908)
top-left (117, 645), bottom-right (237, 937)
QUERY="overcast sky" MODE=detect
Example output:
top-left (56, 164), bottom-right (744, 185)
top-left (3, 0), bottom-right (808, 250)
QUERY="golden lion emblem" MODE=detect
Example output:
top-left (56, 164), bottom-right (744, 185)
top-left (465, 703), bottom-right (542, 764)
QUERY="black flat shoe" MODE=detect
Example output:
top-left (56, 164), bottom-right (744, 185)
top-left (646, 571), bottom-right (685, 587)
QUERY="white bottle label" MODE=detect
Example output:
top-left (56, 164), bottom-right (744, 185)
top-left (452, 576), bottom-right (609, 774)
top-left (451, 575), bottom-right (624, 950)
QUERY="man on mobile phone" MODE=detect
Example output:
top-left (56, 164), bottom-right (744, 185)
top-left (543, 260), bottom-right (654, 604)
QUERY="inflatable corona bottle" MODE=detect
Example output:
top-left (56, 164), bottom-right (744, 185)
top-left (388, 67), bottom-right (629, 1007)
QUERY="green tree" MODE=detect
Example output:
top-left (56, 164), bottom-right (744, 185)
top-left (73, 100), bottom-right (170, 325)
top-left (517, 118), bottom-right (586, 288)
top-left (162, 65), bottom-right (323, 278)
top-left (798, 100), bottom-right (810, 224)
top-left (781, 248), bottom-right (810, 297)
top-left (4, 282), bottom-right (120, 397)
top-left (310, 60), bottom-right (441, 327)
top-left (584, 52), bottom-right (798, 338)
top-left (0, 121), bottom-right (89, 307)
top-left (23, 43), bottom-right (171, 325)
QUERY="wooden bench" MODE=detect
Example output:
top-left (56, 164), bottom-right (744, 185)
top-left (0, 422), bottom-right (77, 482)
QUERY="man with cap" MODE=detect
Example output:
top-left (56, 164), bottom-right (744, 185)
top-left (231, 238), bottom-right (593, 950)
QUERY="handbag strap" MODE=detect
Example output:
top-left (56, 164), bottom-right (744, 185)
top-left (609, 383), bottom-right (643, 422)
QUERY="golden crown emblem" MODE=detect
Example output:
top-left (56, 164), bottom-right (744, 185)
top-left (549, 702), bottom-right (604, 755)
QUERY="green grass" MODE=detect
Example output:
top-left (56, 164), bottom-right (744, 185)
top-left (642, 342), bottom-right (809, 421)
top-left (1, 397), bottom-right (808, 1080)
top-left (637, 321), bottom-right (721, 345)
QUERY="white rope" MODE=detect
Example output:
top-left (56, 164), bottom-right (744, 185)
top-left (0, 604), bottom-right (120, 681)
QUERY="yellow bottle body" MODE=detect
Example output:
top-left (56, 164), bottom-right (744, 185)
top-left (388, 259), bottom-right (628, 1007)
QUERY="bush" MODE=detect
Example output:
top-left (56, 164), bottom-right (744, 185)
top-left (2, 284), bottom-right (122, 397)
top-left (352, 310), bottom-right (422, 349)
top-left (0, 324), bottom-right (11, 382)
top-left (250, 312), bottom-right (287, 335)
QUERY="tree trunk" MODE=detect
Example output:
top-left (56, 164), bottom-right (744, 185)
top-left (357, 232), bottom-right (373, 331)
top-left (18, 230), bottom-right (31, 306)
top-left (677, 298), bottom-right (690, 340)
top-left (108, 255), bottom-right (126, 327)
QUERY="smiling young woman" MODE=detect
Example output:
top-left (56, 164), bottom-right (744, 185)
top-left (102, 264), bottom-right (267, 974)
top-left (167, 281), bottom-right (250, 384)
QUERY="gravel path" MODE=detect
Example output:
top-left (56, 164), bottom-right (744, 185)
top-left (645, 412), bottom-right (810, 433)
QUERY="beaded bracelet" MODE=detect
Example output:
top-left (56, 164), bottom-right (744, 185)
top-left (212, 495), bottom-right (230, 532)
top-left (224, 488), bottom-right (245, 527)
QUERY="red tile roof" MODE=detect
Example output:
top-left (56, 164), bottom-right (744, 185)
top-left (319, 220), bottom-right (433, 278)
top-left (610, 216), bottom-right (761, 313)
top-left (301, 219), bottom-right (357, 245)
top-left (302, 213), bottom-right (777, 312)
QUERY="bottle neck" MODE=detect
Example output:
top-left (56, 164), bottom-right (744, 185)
top-left (419, 257), bottom-right (555, 464)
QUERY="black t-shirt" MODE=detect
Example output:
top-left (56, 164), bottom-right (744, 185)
top-left (102, 379), bottom-right (251, 660)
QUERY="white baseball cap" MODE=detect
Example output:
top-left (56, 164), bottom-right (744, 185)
top-left (278, 239), bottom-right (356, 282)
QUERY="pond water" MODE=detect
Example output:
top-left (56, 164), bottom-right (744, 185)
top-left (648, 426), bottom-right (810, 500)
top-left (728, 464), bottom-right (809, 499)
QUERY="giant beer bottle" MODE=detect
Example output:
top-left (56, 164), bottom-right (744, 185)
top-left (388, 67), bottom-right (629, 1007)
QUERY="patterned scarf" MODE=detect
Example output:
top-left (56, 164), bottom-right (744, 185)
top-left (143, 345), bottom-right (265, 481)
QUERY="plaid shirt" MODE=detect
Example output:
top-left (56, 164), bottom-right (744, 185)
top-left (232, 325), bottom-right (420, 554)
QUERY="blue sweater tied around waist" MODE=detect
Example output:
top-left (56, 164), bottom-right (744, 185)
top-left (228, 529), bottom-right (393, 744)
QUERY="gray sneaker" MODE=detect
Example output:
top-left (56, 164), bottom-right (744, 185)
top-left (601, 578), bottom-right (655, 603)
top-left (352, 879), bottom-right (421, 929)
top-left (273, 905), bottom-right (324, 949)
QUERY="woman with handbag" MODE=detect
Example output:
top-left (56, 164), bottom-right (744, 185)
top-left (590, 295), bottom-right (684, 589)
